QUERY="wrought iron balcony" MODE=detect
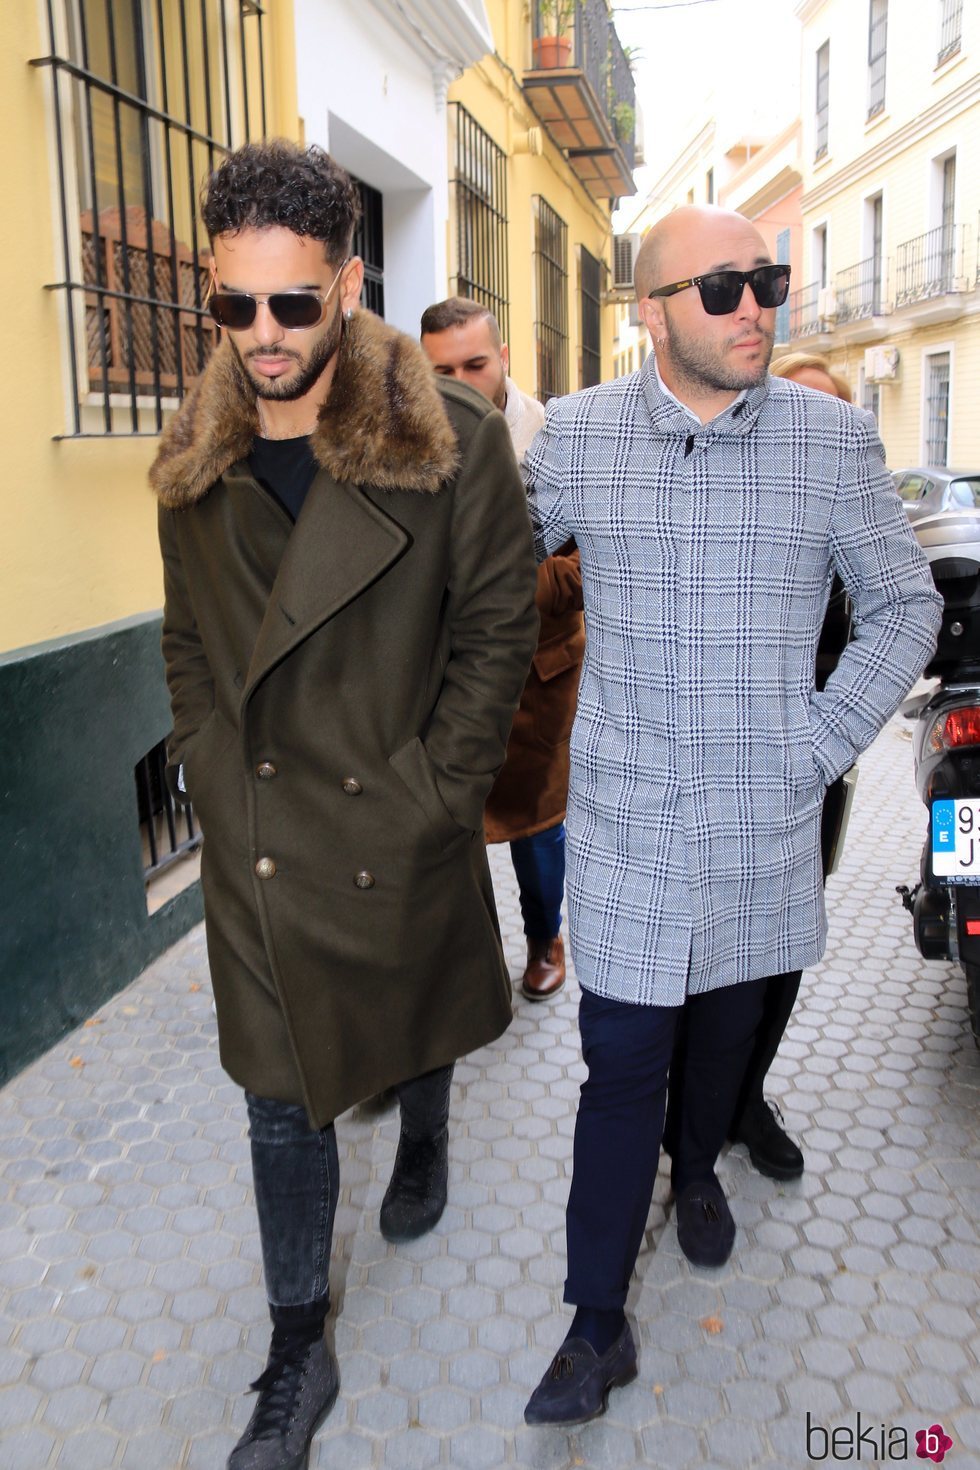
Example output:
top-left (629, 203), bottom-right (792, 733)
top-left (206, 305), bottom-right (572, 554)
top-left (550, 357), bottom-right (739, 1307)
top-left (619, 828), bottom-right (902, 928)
top-left (835, 256), bottom-right (886, 322)
top-left (524, 0), bottom-right (635, 201)
top-left (895, 224), bottom-right (969, 310)
top-left (788, 281), bottom-right (827, 342)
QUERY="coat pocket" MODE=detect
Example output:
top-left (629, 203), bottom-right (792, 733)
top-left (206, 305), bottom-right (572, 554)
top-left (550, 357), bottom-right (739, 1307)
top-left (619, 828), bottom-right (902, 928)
top-left (389, 736), bottom-right (470, 851)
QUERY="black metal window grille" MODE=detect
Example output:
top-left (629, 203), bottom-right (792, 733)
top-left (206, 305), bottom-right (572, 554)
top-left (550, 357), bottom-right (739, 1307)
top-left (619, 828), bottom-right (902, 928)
top-left (867, 0), bottom-right (887, 118)
top-left (579, 245), bottom-right (602, 390)
top-left (135, 739), bottom-right (202, 885)
top-left (32, 0), bottom-right (267, 439)
top-left (938, 0), bottom-right (963, 65)
top-left (534, 196), bottom-right (568, 403)
top-left (449, 103), bottom-right (509, 344)
top-left (815, 41), bottom-right (830, 159)
top-left (861, 372), bottom-right (881, 425)
top-left (925, 353), bottom-right (950, 466)
top-left (352, 176), bottom-right (384, 319)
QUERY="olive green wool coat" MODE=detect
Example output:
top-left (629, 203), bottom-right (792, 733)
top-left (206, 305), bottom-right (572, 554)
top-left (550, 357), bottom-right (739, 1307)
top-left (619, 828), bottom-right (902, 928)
top-left (152, 312), bottom-right (538, 1128)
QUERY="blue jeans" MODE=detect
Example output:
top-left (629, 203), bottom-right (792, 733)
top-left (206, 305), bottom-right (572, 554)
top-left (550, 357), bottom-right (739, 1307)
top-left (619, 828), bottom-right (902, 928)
top-left (510, 821), bottom-right (566, 941)
top-left (246, 1063), bottom-right (453, 1318)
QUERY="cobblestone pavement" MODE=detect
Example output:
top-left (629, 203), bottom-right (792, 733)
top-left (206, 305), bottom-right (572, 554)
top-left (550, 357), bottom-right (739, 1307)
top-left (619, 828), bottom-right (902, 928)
top-left (2, 713), bottom-right (979, 1470)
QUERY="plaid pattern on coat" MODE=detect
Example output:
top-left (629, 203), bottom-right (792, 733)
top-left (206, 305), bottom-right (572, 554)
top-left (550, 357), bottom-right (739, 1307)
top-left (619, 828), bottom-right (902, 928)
top-left (523, 360), bottom-right (943, 1005)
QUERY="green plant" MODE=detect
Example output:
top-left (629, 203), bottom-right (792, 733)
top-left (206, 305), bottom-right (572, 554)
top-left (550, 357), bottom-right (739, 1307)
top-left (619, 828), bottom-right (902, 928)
top-left (611, 100), bottom-right (635, 141)
top-left (538, 0), bottom-right (575, 37)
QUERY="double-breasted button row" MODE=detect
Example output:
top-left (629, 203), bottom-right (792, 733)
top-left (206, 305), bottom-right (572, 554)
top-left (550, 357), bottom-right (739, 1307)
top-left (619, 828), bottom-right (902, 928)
top-left (256, 857), bottom-right (374, 887)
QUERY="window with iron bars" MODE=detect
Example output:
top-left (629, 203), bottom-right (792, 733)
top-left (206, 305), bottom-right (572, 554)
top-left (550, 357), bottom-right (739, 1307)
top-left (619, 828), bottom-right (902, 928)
top-left (815, 41), bottom-right (830, 159)
top-left (534, 197), bottom-right (568, 404)
top-left (579, 245), bottom-right (603, 390)
top-left (352, 177), bottom-right (385, 319)
top-left (32, 0), bottom-right (268, 439)
top-left (867, 0), bottom-right (887, 119)
top-left (925, 352), bottom-right (950, 467)
top-left (449, 103), bottom-right (509, 346)
top-left (938, 0), bottom-right (963, 66)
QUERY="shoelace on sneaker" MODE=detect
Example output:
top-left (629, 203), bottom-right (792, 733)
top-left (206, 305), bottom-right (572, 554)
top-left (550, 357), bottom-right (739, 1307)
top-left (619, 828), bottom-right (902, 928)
top-left (247, 1337), bottom-right (315, 1438)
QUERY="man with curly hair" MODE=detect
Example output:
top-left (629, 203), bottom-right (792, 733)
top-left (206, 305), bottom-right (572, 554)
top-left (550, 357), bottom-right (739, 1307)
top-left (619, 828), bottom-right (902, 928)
top-left (152, 140), bottom-right (537, 1470)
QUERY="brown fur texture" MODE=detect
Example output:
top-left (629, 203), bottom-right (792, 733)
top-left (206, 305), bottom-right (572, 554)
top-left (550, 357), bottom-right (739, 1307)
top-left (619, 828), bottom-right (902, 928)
top-left (150, 310), bottom-right (459, 509)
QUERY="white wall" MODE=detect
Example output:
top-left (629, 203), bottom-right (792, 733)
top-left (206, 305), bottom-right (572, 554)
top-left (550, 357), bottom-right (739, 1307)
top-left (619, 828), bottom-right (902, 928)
top-left (293, 0), bottom-right (455, 336)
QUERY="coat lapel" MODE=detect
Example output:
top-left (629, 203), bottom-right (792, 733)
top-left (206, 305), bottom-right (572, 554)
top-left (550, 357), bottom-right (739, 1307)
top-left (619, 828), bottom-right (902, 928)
top-left (242, 470), bottom-right (409, 704)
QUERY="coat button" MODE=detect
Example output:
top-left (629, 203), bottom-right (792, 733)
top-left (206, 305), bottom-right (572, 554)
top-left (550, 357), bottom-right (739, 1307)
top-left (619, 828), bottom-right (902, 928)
top-left (256, 762), bottom-right (277, 780)
top-left (342, 777), bottom-right (363, 795)
top-left (353, 871), bottom-right (375, 889)
top-left (255, 857), bottom-right (277, 879)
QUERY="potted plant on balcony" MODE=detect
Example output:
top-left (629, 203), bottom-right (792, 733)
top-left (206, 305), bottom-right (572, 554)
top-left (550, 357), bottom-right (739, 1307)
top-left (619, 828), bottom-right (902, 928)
top-left (533, 0), bottom-right (574, 70)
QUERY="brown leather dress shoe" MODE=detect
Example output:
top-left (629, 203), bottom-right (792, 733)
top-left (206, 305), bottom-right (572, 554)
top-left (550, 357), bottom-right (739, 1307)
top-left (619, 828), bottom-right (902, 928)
top-left (521, 935), bottom-right (566, 1000)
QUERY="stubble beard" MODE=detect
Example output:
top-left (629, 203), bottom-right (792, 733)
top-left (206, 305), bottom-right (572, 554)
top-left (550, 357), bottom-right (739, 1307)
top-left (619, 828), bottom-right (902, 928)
top-left (664, 312), bottom-right (775, 397)
top-left (233, 308), bottom-right (343, 402)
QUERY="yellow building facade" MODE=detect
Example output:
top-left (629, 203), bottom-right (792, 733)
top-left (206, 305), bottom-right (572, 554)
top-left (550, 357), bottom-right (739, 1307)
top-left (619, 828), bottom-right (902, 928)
top-left (0, 0), bottom-right (298, 1083)
top-left (446, 0), bottom-right (635, 400)
top-left (794, 0), bottom-right (980, 466)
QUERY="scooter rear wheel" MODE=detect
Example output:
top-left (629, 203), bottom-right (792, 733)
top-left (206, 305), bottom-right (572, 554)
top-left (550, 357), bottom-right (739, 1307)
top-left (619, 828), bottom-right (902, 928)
top-left (964, 963), bottom-right (980, 1050)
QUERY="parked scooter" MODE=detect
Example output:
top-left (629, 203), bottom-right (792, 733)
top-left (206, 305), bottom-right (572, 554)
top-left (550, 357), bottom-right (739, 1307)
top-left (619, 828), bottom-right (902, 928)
top-left (898, 509), bottom-right (980, 1048)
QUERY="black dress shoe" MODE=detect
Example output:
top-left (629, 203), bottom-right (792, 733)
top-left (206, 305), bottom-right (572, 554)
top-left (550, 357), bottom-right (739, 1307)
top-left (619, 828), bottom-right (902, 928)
top-left (228, 1331), bottom-right (339, 1470)
top-left (524, 1323), bottom-right (637, 1426)
top-left (675, 1180), bottom-right (736, 1268)
top-left (733, 1098), bottom-right (804, 1180)
top-left (380, 1127), bottom-right (449, 1242)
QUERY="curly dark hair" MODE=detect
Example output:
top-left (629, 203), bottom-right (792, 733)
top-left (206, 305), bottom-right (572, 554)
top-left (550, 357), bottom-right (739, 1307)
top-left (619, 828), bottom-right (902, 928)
top-left (201, 139), bottom-right (361, 263)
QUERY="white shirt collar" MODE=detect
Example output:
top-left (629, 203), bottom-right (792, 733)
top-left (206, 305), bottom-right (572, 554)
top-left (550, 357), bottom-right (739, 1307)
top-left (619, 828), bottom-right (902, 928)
top-left (653, 356), bottom-right (747, 426)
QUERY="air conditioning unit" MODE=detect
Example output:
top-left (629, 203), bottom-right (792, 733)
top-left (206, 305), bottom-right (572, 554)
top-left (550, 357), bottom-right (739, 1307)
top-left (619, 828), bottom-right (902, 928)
top-left (613, 233), bottom-right (641, 291)
top-left (864, 345), bottom-right (901, 383)
top-left (817, 287), bottom-right (838, 320)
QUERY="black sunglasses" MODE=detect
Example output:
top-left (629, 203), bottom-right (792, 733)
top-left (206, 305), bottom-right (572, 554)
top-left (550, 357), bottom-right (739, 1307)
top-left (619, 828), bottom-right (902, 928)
top-left (648, 263), bottom-right (791, 316)
top-left (206, 258), bottom-right (350, 331)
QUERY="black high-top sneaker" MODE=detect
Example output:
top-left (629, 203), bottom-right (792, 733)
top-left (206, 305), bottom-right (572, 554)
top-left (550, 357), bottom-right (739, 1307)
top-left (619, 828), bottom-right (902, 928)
top-left (228, 1327), bottom-right (339, 1470)
top-left (379, 1126), bottom-right (449, 1242)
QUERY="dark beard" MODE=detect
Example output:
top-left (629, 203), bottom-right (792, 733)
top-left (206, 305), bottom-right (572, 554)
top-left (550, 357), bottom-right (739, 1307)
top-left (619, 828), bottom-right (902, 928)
top-left (665, 314), bottom-right (774, 396)
top-left (235, 310), bottom-right (342, 402)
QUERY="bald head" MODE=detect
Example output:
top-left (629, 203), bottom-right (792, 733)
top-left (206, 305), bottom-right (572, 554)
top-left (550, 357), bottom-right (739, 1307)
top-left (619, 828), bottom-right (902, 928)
top-left (634, 206), bottom-right (768, 301)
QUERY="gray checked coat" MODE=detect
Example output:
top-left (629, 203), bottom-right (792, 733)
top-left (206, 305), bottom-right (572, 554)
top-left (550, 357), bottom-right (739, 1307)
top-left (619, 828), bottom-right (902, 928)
top-left (523, 359), bottom-right (943, 1005)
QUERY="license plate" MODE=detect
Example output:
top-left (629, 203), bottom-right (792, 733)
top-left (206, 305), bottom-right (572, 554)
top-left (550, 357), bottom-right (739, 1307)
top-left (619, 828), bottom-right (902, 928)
top-left (932, 799), bottom-right (980, 881)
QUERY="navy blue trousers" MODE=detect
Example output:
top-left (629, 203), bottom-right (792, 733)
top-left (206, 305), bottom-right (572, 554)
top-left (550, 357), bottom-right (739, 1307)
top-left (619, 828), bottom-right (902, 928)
top-left (564, 977), bottom-right (769, 1311)
top-left (509, 821), bottom-right (565, 941)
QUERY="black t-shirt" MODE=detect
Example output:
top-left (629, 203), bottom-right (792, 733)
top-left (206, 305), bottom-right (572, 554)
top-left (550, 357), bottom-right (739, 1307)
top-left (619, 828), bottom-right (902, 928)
top-left (248, 435), bottom-right (319, 522)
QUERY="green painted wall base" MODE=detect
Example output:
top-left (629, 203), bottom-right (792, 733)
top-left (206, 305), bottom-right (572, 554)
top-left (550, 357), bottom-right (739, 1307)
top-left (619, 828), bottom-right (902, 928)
top-left (0, 613), bottom-right (203, 1084)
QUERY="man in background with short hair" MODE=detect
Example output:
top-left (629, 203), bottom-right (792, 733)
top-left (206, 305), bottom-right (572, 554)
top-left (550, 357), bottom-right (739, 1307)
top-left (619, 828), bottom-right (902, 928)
top-left (422, 297), bottom-right (584, 1001)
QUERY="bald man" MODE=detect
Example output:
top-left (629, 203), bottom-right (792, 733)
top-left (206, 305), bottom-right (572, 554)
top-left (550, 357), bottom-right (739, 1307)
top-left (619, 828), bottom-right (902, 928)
top-left (522, 206), bottom-right (941, 1426)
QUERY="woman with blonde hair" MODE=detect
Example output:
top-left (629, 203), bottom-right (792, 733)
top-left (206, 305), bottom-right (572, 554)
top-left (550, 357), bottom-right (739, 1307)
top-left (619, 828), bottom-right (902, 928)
top-left (771, 352), bottom-right (853, 402)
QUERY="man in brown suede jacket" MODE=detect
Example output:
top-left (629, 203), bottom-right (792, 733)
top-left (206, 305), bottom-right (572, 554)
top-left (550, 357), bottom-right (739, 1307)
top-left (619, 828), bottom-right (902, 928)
top-left (153, 141), bottom-right (537, 1470)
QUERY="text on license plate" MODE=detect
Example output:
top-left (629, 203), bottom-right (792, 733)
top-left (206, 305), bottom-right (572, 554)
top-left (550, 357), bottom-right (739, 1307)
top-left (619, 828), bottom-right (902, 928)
top-left (932, 799), bottom-right (980, 879)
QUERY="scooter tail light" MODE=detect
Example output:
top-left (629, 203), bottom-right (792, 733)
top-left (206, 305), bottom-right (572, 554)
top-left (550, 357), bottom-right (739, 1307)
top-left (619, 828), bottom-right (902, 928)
top-left (939, 706), bottom-right (980, 750)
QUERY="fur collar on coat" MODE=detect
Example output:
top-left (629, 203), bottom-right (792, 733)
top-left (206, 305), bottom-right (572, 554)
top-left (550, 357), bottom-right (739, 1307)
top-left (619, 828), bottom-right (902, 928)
top-left (150, 309), bottom-right (459, 509)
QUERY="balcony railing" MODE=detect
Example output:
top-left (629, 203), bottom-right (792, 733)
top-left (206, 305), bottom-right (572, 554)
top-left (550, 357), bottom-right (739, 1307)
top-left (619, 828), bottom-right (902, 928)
top-left (527, 0), bottom-right (635, 195)
top-left (938, 0), bottom-right (963, 65)
top-left (895, 224), bottom-right (968, 307)
top-left (788, 281), bottom-right (823, 340)
top-left (835, 256), bottom-right (885, 322)
top-left (605, 18), bottom-right (636, 172)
